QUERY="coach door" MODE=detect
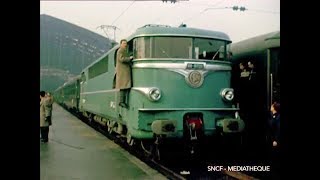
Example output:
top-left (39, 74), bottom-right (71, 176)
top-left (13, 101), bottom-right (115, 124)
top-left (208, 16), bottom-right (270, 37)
top-left (267, 47), bottom-right (280, 107)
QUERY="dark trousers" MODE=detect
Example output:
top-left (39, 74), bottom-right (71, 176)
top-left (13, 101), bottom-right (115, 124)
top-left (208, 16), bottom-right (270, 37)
top-left (40, 127), bottom-right (49, 142)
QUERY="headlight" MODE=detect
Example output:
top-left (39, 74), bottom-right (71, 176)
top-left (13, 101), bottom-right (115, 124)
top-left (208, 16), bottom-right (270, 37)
top-left (148, 88), bottom-right (161, 101)
top-left (221, 88), bottom-right (234, 101)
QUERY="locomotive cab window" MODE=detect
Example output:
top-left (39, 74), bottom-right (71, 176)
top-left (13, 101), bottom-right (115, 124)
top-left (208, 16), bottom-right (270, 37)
top-left (127, 40), bottom-right (133, 57)
top-left (134, 36), bottom-right (229, 60)
top-left (80, 72), bottom-right (86, 83)
top-left (134, 37), bottom-right (151, 59)
top-left (194, 38), bottom-right (228, 61)
top-left (152, 37), bottom-right (192, 58)
top-left (134, 36), bottom-right (192, 59)
top-left (114, 40), bottom-right (133, 66)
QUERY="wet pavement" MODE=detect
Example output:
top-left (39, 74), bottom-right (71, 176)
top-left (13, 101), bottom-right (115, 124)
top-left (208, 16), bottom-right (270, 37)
top-left (40, 104), bottom-right (166, 180)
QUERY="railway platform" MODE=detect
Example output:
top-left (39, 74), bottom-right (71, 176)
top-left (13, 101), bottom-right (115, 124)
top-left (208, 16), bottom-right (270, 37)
top-left (40, 103), bottom-right (166, 180)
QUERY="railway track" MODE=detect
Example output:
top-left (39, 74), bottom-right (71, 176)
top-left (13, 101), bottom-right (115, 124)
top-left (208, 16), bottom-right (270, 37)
top-left (67, 107), bottom-right (276, 180)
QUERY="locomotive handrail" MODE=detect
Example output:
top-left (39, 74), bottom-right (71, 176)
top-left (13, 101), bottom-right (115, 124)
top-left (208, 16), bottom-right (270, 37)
top-left (138, 108), bottom-right (240, 111)
top-left (131, 58), bottom-right (231, 63)
top-left (132, 62), bottom-right (231, 71)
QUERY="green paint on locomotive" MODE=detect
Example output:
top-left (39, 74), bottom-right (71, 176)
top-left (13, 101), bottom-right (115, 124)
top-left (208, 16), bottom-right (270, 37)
top-left (79, 50), bottom-right (119, 121)
top-left (73, 24), bottom-right (245, 139)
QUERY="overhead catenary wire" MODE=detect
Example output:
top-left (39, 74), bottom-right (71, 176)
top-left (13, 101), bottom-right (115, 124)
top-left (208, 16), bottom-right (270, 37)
top-left (97, 1), bottom-right (135, 41)
top-left (151, 0), bottom-right (226, 26)
top-left (182, 6), bottom-right (279, 25)
top-left (180, 0), bottom-right (226, 24)
top-left (111, 0), bottom-right (136, 26)
top-left (96, 25), bottom-right (111, 39)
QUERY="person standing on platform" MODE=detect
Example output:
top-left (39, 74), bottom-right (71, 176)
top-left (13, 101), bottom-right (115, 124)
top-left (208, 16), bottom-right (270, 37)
top-left (45, 92), bottom-right (53, 126)
top-left (40, 91), bottom-right (52, 143)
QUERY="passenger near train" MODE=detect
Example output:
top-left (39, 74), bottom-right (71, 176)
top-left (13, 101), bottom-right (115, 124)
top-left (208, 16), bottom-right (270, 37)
top-left (229, 31), bottom-right (280, 156)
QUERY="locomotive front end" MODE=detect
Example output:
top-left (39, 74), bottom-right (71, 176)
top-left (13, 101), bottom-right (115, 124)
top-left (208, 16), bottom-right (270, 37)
top-left (131, 60), bottom-right (245, 139)
top-left (126, 26), bottom-right (245, 144)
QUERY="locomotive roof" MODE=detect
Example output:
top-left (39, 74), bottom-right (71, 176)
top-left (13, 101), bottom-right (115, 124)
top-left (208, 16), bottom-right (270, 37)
top-left (126, 24), bottom-right (231, 42)
top-left (229, 31), bottom-right (280, 56)
top-left (82, 24), bottom-right (232, 72)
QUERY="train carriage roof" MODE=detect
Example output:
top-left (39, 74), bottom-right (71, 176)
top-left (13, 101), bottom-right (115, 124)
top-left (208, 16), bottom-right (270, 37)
top-left (229, 31), bottom-right (280, 56)
top-left (57, 75), bottom-right (81, 89)
top-left (126, 24), bottom-right (231, 42)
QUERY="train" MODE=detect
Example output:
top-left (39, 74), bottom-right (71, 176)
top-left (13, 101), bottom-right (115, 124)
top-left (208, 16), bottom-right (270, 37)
top-left (229, 31), bottom-right (280, 154)
top-left (54, 75), bottom-right (81, 113)
top-left (54, 24), bottom-right (245, 160)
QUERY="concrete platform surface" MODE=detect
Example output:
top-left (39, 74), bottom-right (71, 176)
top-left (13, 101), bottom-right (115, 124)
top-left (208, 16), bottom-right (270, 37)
top-left (40, 104), bottom-right (166, 180)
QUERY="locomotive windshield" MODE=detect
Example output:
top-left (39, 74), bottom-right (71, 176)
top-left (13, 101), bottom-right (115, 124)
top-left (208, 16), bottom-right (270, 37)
top-left (194, 38), bottom-right (227, 61)
top-left (133, 36), bottom-right (228, 61)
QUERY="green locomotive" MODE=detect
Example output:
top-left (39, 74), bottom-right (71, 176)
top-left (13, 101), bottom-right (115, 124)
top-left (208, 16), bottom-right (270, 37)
top-left (55, 24), bottom-right (245, 158)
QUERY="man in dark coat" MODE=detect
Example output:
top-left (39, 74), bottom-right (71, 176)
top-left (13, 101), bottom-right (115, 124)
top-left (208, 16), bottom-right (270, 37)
top-left (269, 102), bottom-right (280, 148)
top-left (116, 39), bottom-right (133, 107)
top-left (269, 102), bottom-right (280, 175)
